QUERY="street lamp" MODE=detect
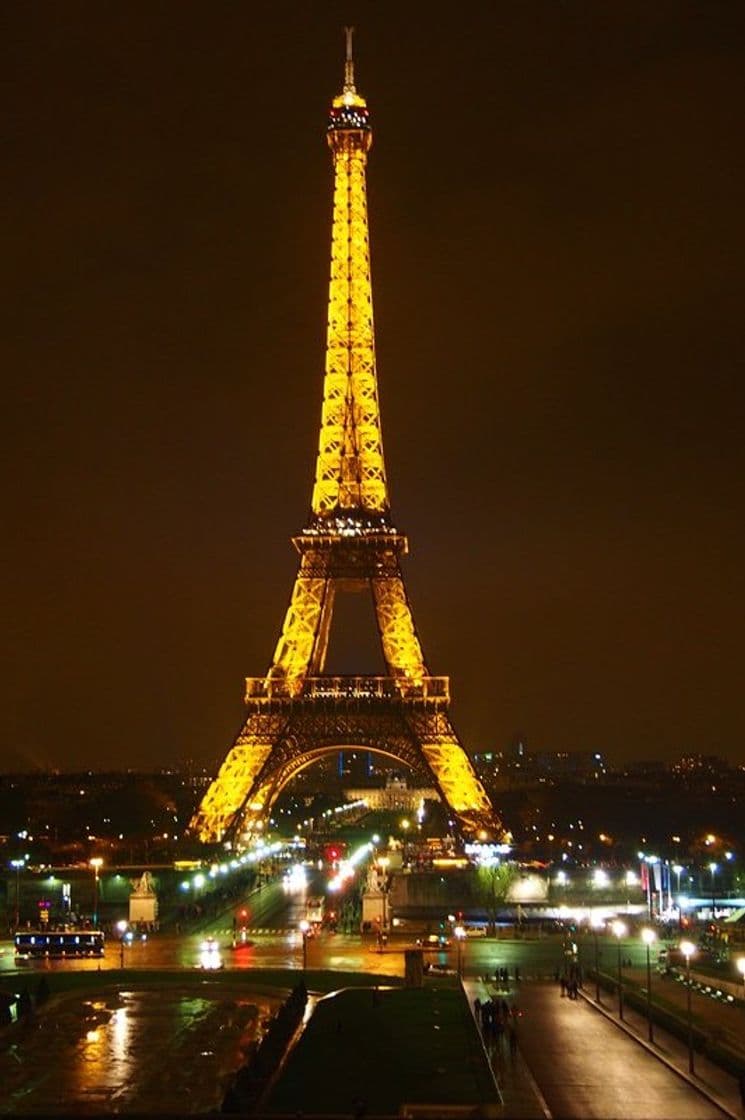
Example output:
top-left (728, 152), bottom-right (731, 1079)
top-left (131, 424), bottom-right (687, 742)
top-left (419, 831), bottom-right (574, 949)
top-left (672, 865), bottom-right (684, 929)
top-left (680, 939), bottom-right (696, 1073)
top-left (299, 919), bottom-right (310, 971)
top-left (454, 925), bottom-right (465, 978)
top-left (116, 919), bottom-right (128, 967)
top-left (708, 862), bottom-right (718, 922)
top-left (9, 858), bottom-right (26, 930)
top-left (591, 916), bottom-right (604, 1002)
top-left (641, 928), bottom-right (656, 1043)
top-left (612, 920), bottom-right (627, 1019)
top-left (89, 858), bottom-right (103, 929)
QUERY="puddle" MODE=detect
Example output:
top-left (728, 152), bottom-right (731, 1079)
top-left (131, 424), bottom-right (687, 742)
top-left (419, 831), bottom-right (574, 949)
top-left (0, 986), bottom-right (278, 1114)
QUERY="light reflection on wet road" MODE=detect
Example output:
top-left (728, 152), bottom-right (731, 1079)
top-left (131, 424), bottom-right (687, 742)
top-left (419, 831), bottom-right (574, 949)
top-left (0, 987), bottom-right (277, 1114)
top-left (0, 930), bottom-right (428, 977)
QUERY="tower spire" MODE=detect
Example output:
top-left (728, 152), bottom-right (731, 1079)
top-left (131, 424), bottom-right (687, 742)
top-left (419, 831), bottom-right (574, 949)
top-left (312, 26), bottom-right (384, 525)
top-left (344, 25), bottom-right (355, 93)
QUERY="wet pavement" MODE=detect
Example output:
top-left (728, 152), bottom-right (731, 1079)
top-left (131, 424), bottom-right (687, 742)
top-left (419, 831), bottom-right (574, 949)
top-left (516, 982), bottom-right (731, 1119)
top-left (0, 984), bottom-right (278, 1114)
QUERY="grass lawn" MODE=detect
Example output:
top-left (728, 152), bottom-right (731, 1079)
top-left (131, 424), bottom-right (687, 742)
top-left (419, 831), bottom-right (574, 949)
top-left (265, 983), bottom-right (498, 1116)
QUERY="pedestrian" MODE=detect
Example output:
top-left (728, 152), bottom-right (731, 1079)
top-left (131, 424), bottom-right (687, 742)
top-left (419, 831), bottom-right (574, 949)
top-left (515, 965), bottom-right (521, 982)
top-left (474, 997), bottom-right (482, 1024)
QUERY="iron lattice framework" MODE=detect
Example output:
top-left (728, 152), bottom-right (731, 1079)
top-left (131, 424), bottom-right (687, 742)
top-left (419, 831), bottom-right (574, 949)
top-left (191, 32), bottom-right (502, 845)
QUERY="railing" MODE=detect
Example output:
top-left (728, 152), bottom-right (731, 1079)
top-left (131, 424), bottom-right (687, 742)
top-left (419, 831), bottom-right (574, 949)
top-left (244, 675), bottom-right (450, 705)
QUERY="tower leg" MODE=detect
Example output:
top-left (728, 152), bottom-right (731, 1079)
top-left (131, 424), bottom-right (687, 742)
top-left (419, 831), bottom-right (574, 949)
top-left (191, 713), bottom-right (287, 843)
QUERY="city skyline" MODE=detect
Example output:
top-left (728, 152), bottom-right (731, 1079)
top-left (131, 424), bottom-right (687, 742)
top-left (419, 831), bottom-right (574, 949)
top-left (3, 5), bottom-right (744, 772)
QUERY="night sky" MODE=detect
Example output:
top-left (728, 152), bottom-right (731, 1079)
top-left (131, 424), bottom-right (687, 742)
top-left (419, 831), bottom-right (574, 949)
top-left (3, 3), bottom-right (744, 773)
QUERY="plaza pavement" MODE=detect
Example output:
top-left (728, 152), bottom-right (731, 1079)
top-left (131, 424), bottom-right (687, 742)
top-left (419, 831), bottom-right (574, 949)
top-left (464, 975), bottom-right (739, 1119)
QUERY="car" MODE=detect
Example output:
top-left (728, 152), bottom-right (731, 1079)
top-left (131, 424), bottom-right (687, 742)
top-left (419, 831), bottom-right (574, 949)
top-left (415, 934), bottom-right (451, 950)
top-left (424, 962), bottom-right (456, 975)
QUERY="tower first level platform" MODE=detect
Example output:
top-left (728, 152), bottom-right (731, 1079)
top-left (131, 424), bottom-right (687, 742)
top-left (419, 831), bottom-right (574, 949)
top-left (192, 676), bottom-right (497, 844)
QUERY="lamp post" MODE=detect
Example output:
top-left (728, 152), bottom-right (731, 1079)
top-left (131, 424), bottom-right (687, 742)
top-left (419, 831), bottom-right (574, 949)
top-left (641, 928), bottom-right (656, 1043)
top-left (454, 925), bottom-right (465, 978)
top-left (708, 862), bottom-right (718, 923)
top-left (89, 858), bottom-right (103, 929)
top-left (9, 858), bottom-right (26, 930)
top-left (116, 920), bottom-right (127, 968)
top-left (673, 864), bottom-right (684, 929)
top-left (612, 920), bottom-right (627, 1019)
top-left (299, 919), bottom-right (310, 972)
top-left (591, 916), bottom-right (604, 1002)
top-left (680, 939), bottom-right (696, 1074)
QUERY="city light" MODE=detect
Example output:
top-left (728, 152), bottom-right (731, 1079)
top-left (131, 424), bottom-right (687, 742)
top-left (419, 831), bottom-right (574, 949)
top-left (89, 858), bottom-right (103, 929)
top-left (283, 864), bottom-right (308, 893)
top-left (680, 940), bottom-right (696, 1072)
top-left (328, 842), bottom-right (373, 892)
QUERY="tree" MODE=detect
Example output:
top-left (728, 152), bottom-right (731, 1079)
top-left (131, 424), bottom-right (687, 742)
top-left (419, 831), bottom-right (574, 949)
top-left (475, 862), bottom-right (518, 935)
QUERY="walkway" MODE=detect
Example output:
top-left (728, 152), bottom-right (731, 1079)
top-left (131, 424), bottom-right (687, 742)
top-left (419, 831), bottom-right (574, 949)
top-left (464, 974), bottom-right (741, 1119)
top-left (582, 985), bottom-right (742, 1119)
top-left (462, 975), bottom-right (549, 1119)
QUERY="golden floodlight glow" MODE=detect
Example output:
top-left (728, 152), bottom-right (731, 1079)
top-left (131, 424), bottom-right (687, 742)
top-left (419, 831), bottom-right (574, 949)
top-left (189, 33), bottom-right (501, 846)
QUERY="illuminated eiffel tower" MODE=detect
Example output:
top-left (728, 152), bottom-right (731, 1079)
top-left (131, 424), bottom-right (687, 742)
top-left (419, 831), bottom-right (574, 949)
top-left (191, 31), bottom-right (502, 845)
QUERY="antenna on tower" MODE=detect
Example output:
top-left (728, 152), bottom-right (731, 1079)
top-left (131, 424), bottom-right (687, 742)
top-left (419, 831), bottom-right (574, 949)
top-left (343, 25), bottom-right (355, 93)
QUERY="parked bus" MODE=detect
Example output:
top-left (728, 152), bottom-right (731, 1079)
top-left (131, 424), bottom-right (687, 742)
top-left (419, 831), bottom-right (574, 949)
top-left (14, 931), bottom-right (105, 959)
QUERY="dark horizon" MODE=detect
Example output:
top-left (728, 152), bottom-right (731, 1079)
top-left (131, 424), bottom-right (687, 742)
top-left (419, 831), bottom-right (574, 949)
top-left (4, 4), bottom-right (744, 773)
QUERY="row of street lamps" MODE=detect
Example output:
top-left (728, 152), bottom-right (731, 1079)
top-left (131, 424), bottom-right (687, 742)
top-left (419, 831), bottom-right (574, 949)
top-left (593, 923), bottom-right (745, 1075)
top-left (8, 855), bottom-right (104, 931)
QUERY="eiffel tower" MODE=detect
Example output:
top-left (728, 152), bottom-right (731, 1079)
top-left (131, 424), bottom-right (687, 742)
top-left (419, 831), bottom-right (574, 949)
top-left (191, 31), bottom-right (502, 845)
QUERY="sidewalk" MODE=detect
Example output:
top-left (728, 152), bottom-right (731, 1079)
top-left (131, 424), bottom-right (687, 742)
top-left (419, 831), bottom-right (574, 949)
top-left (581, 986), bottom-right (744, 1119)
top-left (461, 976), bottom-right (550, 1119)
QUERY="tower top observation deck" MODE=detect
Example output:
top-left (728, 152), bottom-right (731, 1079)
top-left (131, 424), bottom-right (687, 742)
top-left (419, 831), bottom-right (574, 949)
top-left (327, 26), bottom-right (371, 148)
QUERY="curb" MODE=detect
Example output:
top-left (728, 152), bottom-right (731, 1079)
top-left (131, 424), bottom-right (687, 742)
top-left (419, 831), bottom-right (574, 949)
top-left (579, 989), bottom-right (740, 1120)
